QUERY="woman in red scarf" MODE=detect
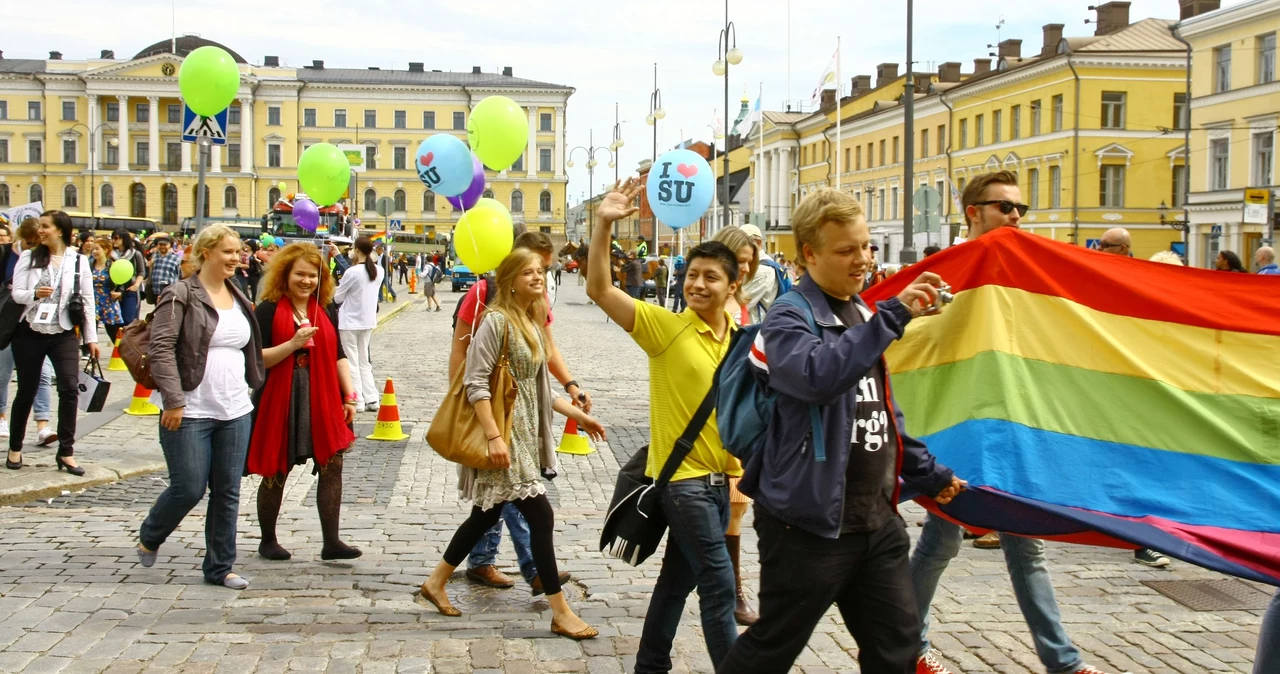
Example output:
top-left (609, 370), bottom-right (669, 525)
top-left (247, 243), bottom-right (361, 561)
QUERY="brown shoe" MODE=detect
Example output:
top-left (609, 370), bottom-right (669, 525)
top-left (530, 571), bottom-right (572, 596)
top-left (418, 582), bottom-right (461, 617)
top-left (465, 565), bottom-right (515, 588)
top-left (726, 534), bottom-right (758, 626)
top-left (973, 532), bottom-right (1002, 549)
top-left (551, 620), bottom-right (599, 640)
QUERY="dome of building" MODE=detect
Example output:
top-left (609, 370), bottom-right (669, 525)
top-left (132, 36), bottom-right (246, 63)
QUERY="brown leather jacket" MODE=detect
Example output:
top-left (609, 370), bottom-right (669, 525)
top-left (149, 275), bottom-right (266, 411)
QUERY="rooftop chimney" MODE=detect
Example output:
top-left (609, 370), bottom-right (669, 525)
top-left (367, 67), bottom-right (379, 70)
top-left (310, 59), bottom-right (324, 69)
top-left (502, 66), bottom-right (513, 77)
top-left (1180, 0), bottom-right (1221, 19)
top-left (998, 39), bottom-right (1022, 59)
top-left (1093, 1), bottom-right (1131, 36)
top-left (937, 61), bottom-right (962, 83)
top-left (1041, 24), bottom-right (1065, 57)
top-left (973, 58), bottom-right (992, 75)
top-left (408, 62), bottom-right (424, 72)
top-left (0, 51), bottom-right (4, 60)
top-left (820, 88), bottom-right (836, 109)
top-left (472, 66), bottom-right (482, 74)
top-left (49, 51), bottom-right (62, 60)
top-left (850, 75), bottom-right (872, 95)
top-left (100, 49), bottom-right (114, 59)
top-left (875, 62), bottom-right (900, 89)
top-left (264, 55), bottom-right (280, 67)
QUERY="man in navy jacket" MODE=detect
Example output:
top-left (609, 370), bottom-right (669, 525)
top-left (717, 188), bottom-right (965, 674)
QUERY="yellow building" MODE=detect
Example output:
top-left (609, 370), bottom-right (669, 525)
top-left (1178, 0), bottom-right (1279, 269)
top-left (0, 37), bottom-right (574, 240)
top-left (751, 2), bottom-right (1205, 263)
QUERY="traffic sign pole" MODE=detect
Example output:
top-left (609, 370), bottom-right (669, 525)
top-left (195, 137), bottom-right (210, 235)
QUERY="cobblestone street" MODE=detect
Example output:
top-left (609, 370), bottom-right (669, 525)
top-left (0, 280), bottom-right (1267, 673)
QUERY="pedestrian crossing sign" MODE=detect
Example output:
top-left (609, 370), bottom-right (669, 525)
top-left (181, 105), bottom-right (229, 146)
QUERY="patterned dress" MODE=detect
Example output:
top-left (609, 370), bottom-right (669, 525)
top-left (92, 265), bottom-right (123, 327)
top-left (471, 312), bottom-right (547, 511)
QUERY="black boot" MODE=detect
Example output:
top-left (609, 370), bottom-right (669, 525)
top-left (317, 454), bottom-right (361, 560)
top-left (726, 534), bottom-right (758, 626)
top-left (256, 477), bottom-right (292, 560)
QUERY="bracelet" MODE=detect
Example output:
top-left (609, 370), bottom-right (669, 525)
top-left (487, 435), bottom-right (501, 441)
top-left (344, 392), bottom-right (358, 402)
top-left (343, 400), bottom-right (357, 406)
top-left (563, 380), bottom-right (579, 393)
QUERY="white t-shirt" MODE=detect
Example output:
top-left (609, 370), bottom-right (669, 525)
top-left (183, 307), bottom-right (254, 421)
top-left (335, 263), bottom-right (383, 331)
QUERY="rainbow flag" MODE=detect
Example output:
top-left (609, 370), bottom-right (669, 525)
top-left (370, 232), bottom-right (387, 243)
top-left (862, 228), bottom-right (1280, 585)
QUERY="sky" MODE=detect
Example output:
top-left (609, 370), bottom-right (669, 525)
top-left (6, 0), bottom-right (1246, 207)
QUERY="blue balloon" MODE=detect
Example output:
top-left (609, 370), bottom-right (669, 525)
top-left (415, 134), bottom-right (474, 197)
top-left (273, 237), bottom-right (284, 247)
top-left (644, 149), bottom-right (714, 230)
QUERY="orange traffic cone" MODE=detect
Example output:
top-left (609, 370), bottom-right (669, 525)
top-left (107, 337), bottom-right (127, 371)
top-left (123, 383), bottom-right (161, 416)
top-left (556, 418), bottom-right (594, 456)
top-left (408, 270), bottom-right (418, 294)
top-left (367, 378), bottom-right (410, 441)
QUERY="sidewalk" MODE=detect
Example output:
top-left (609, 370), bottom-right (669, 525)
top-left (0, 292), bottom-right (419, 506)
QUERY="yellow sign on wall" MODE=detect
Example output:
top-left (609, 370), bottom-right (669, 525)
top-left (1243, 188), bottom-right (1272, 225)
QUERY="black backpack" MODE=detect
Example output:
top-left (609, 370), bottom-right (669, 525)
top-left (450, 274), bottom-right (497, 330)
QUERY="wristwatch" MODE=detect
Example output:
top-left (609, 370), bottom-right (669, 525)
top-left (563, 380), bottom-right (579, 393)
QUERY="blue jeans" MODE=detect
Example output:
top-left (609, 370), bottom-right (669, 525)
top-left (119, 289), bottom-right (140, 325)
top-left (467, 503), bottom-right (537, 583)
top-left (1256, 589), bottom-right (1280, 674)
top-left (140, 414), bottom-right (252, 583)
top-left (910, 514), bottom-right (1083, 674)
top-left (636, 478), bottom-right (738, 673)
top-left (0, 348), bottom-right (52, 422)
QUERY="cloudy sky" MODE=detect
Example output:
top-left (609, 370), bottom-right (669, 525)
top-left (8, 0), bottom-right (1243, 205)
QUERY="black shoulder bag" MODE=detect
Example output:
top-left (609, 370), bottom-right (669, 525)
top-left (66, 255), bottom-right (88, 338)
top-left (600, 385), bottom-right (718, 567)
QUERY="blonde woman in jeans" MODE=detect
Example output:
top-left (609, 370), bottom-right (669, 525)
top-left (138, 225), bottom-right (265, 589)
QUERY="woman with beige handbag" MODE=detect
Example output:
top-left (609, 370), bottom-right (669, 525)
top-left (420, 248), bottom-right (605, 640)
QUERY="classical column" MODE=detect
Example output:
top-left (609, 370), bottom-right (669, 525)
top-left (241, 99), bottom-right (254, 173)
top-left (147, 97), bottom-right (160, 172)
top-left (181, 141), bottom-right (192, 173)
top-left (553, 107), bottom-right (565, 179)
top-left (757, 149), bottom-right (768, 225)
top-left (211, 144), bottom-right (221, 173)
top-left (771, 149), bottom-right (781, 231)
top-left (116, 95), bottom-right (129, 171)
top-left (526, 107), bottom-right (537, 178)
top-left (779, 147), bottom-right (792, 230)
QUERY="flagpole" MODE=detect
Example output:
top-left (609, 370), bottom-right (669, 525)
top-left (835, 36), bottom-right (842, 188)
top-left (758, 82), bottom-right (764, 233)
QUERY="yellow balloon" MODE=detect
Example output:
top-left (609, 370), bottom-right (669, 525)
top-left (454, 198), bottom-right (513, 274)
top-left (277, 182), bottom-right (287, 191)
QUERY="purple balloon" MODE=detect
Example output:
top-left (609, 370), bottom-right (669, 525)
top-left (447, 156), bottom-right (485, 211)
top-left (293, 198), bottom-right (320, 232)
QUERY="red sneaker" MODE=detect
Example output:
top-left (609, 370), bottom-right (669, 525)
top-left (917, 651), bottom-right (954, 674)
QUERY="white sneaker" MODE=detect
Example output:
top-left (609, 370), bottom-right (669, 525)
top-left (36, 427), bottom-right (58, 447)
top-left (0, 420), bottom-right (9, 438)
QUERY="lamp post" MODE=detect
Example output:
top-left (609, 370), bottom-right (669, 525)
top-left (609, 102), bottom-right (626, 185)
top-left (1158, 201), bottom-right (1191, 233)
top-left (712, 0), bottom-right (743, 230)
top-left (646, 64), bottom-right (667, 250)
top-left (70, 122), bottom-right (116, 219)
top-left (567, 130), bottom-right (615, 239)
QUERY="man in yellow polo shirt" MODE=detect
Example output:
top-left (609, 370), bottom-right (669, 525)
top-left (588, 178), bottom-right (742, 673)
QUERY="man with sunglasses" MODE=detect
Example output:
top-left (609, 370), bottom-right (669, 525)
top-left (1097, 228), bottom-right (1132, 257)
top-left (912, 171), bottom-right (1113, 674)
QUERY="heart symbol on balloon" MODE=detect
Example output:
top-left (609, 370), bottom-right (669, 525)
top-left (419, 152), bottom-right (434, 167)
top-left (677, 163), bottom-right (698, 179)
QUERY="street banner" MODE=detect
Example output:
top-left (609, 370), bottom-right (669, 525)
top-left (1, 201), bottom-right (44, 226)
top-left (864, 228), bottom-right (1280, 585)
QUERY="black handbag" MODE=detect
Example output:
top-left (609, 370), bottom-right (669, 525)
top-left (66, 255), bottom-right (87, 333)
top-left (600, 385), bottom-right (717, 566)
top-left (0, 283), bottom-right (22, 351)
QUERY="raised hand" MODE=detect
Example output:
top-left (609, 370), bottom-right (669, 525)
top-left (596, 178), bottom-right (643, 224)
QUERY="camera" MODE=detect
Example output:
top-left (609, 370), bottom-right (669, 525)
top-left (924, 283), bottom-right (954, 314)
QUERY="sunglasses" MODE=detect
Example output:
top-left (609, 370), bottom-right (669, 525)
top-left (974, 200), bottom-right (1029, 217)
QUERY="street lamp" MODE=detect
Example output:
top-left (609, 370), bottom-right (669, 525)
top-left (609, 102), bottom-right (626, 183)
top-left (1158, 201), bottom-right (1190, 233)
top-left (713, 0), bottom-right (742, 230)
top-left (567, 130), bottom-right (615, 238)
top-left (70, 122), bottom-right (116, 219)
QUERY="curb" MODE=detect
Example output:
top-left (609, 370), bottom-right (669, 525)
top-left (374, 298), bottom-right (419, 331)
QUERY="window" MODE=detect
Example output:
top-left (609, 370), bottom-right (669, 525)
top-left (920, 129), bottom-right (929, 158)
top-left (511, 190), bottom-right (524, 212)
top-left (226, 143), bottom-right (240, 167)
top-left (28, 101), bottom-right (40, 120)
top-left (891, 186), bottom-right (899, 220)
top-left (512, 153), bottom-right (524, 172)
top-left (423, 111), bottom-right (435, 129)
top-left (62, 100), bottom-right (75, 121)
top-left (364, 110), bottom-right (376, 128)
top-left (30, 184), bottom-right (42, 204)
top-left (540, 113), bottom-right (552, 132)
top-left (453, 112), bottom-right (465, 130)
top-left (136, 141), bottom-right (149, 167)
top-left (1027, 168), bottom-right (1040, 210)
top-left (877, 188), bottom-right (885, 220)
top-left (993, 110), bottom-right (1002, 143)
top-left (394, 189), bottom-right (406, 212)
top-left (162, 184), bottom-right (177, 223)
top-left (539, 148), bottom-right (552, 172)
top-left (105, 143), bottom-right (117, 166)
top-left (130, 183), bottom-right (145, 218)
top-left (363, 189), bottom-right (376, 211)
top-left (167, 104), bottom-right (181, 124)
top-left (28, 139), bottom-right (41, 164)
top-left (228, 105), bottom-right (240, 125)
top-left (1172, 165), bottom-right (1187, 208)
top-left (393, 146), bottom-right (406, 170)
top-left (1011, 105), bottom-right (1021, 140)
top-left (0, 101), bottom-right (6, 120)
top-left (959, 119), bottom-right (968, 150)
top-left (1101, 92), bottom-right (1125, 129)
top-left (268, 144), bottom-right (281, 168)
top-left (334, 109), bottom-right (347, 127)
top-left (262, 105), bottom-right (279, 126)
top-left (1254, 131), bottom-right (1274, 186)
top-left (268, 187), bottom-right (280, 206)
top-left (1100, 165), bottom-right (1125, 207)
top-left (1173, 93), bottom-right (1188, 130)
top-left (192, 184), bottom-right (209, 218)
top-left (135, 103), bottom-right (148, 123)
top-left (224, 186), bottom-right (237, 209)
top-left (1052, 95), bottom-right (1064, 132)
top-left (1049, 166), bottom-right (1061, 209)
top-left (855, 146), bottom-right (862, 170)
top-left (423, 191), bottom-right (435, 211)
top-left (1262, 33), bottom-right (1277, 84)
top-left (100, 183), bottom-right (113, 208)
top-left (166, 142), bottom-right (181, 171)
top-left (101, 100), bottom-right (117, 122)
top-left (1211, 138), bottom-right (1230, 190)
top-left (1215, 46), bottom-right (1232, 93)
top-left (1030, 100), bottom-right (1041, 136)
top-left (62, 140), bottom-right (76, 164)
top-left (365, 145), bottom-right (377, 170)
top-left (394, 110), bottom-right (406, 129)
top-left (976, 114), bottom-right (985, 146)
top-left (937, 125), bottom-right (946, 156)
top-left (0, 139), bottom-right (6, 163)
top-left (879, 140), bottom-right (886, 165)
top-left (303, 108), bottom-right (316, 127)
top-left (936, 179), bottom-right (946, 215)
top-left (63, 184), bottom-right (77, 208)
top-left (844, 148), bottom-right (850, 170)
top-left (539, 190), bottom-right (552, 212)
top-left (892, 136), bottom-right (899, 164)
top-left (0, 184), bottom-right (8, 207)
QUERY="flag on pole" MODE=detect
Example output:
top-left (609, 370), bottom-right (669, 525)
top-left (810, 47), bottom-right (838, 106)
top-left (750, 92), bottom-right (762, 123)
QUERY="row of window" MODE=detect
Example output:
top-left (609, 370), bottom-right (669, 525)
top-left (1209, 131), bottom-right (1275, 191)
top-left (1213, 32), bottom-right (1276, 94)
top-left (355, 188), bottom-right (555, 214)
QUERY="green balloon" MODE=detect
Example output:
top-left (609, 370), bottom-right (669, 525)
top-left (178, 46), bottom-right (240, 118)
top-left (297, 143), bottom-right (350, 207)
top-left (467, 96), bottom-right (529, 171)
top-left (109, 259), bottom-right (134, 286)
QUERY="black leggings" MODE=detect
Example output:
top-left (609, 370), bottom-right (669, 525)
top-left (443, 494), bottom-right (562, 595)
top-left (10, 324), bottom-right (81, 455)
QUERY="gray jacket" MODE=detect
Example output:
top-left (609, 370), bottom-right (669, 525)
top-left (149, 275), bottom-right (266, 411)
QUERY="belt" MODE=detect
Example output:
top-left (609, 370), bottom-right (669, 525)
top-left (689, 472), bottom-right (728, 486)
